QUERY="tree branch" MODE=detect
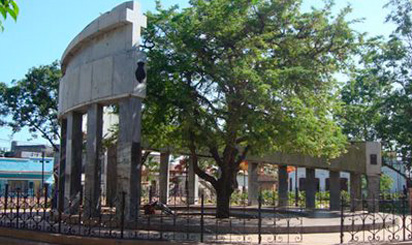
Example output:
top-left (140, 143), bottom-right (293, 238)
top-left (188, 130), bottom-right (218, 188)
top-left (141, 151), bottom-right (151, 165)
top-left (235, 145), bottom-right (250, 166)
top-left (383, 161), bottom-right (408, 180)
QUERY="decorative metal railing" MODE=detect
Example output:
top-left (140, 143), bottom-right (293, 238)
top-left (0, 185), bottom-right (303, 244)
top-left (340, 195), bottom-right (412, 244)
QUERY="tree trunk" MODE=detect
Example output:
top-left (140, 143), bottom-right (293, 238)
top-left (216, 186), bottom-right (232, 218)
top-left (215, 171), bottom-right (236, 218)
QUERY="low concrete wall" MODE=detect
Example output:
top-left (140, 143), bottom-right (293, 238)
top-left (0, 227), bottom-right (182, 245)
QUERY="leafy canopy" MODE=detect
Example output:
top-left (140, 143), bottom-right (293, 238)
top-left (143, 0), bottom-right (361, 164)
top-left (0, 62), bottom-right (61, 151)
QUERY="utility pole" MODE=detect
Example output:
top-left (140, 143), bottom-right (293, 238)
top-left (41, 151), bottom-right (45, 189)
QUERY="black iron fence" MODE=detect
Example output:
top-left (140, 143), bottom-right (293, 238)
top-left (0, 185), bottom-right (303, 244)
top-left (340, 195), bottom-right (412, 244)
top-left (4, 183), bottom-right (412, 244)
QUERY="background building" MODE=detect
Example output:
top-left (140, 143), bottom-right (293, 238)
top-left (0, 157), bottom-right (54, 195)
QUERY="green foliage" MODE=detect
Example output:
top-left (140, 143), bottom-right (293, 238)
top-left (143, 0), bottom-right (360, 207)
top-left (341, 0), bottom-right (412, 163)
top-left (143, 0), bottom-right (362, 216)
top-left (380, 173), bottom-right (394, 193)
top-left (230, 190), bottom-right (248, 205)
top-left (0, 0), bottom-right (18, 31)
top-left (337, 37), bottom-right (393, 142)
top-left (0, 62), bottom-right (61, 151)
top-left (145, 0), bottom-right (358, 160)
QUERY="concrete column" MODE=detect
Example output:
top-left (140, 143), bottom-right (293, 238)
top-left (278, 165), bottom-right (289, 207)
top-left (305, 168), bottom-right (316, 209)
top-left (159, 152), bottom-right (170, 204)
top-left (84, 104), bottom-right (103, 217)
top-left (329, 171), bottom-right (341, 211)
top-left (188, 156), bottom-right (199, 205)
top-left (64, 112), bottom-right (83, 214)
top-left (116, 98), bottom-right (142, 221)
top-left (57, 119), bottom-right (67, 212)
top-left (248, 162), bottom-right (259, 206)
top-left (350, 172), bottom-right (362, 211)
top-left (106, 145), bottom-right (117, 207)
top-left (367, 175), bottom-right (380, 212)
top-left (52, 152), bottom-right (60, 209)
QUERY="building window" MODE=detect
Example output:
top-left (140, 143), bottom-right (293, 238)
top-left (370, 154), bottom-right (377, 165)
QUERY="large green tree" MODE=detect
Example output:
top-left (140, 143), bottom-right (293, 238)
top-left (382, 0), bottom-right (412, 162)
top-left (338, 37), bottom-right (394, 142)
top-left (0, 62), bottom-right (61, 151)
top-left (339, 0), bottom-right (412, 182)
top-left (143, 0), bottom-right (360, 217)
top-left (0, 0), bottom-right (18, 31)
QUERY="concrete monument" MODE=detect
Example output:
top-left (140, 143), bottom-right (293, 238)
top-left (58, 1), bottom-right (147, 221)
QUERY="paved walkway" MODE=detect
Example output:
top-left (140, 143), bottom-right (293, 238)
top-left (0, 236), bottom-right (52, 244)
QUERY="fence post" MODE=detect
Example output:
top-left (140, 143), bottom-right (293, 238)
top-left (149, 185), bottom-right (153, 203)
top-left (201, 193), bottom-right (204, 243)
top-left (16, 188), bottom-right (20, 229)
top-left (340, 195), bottom-right (344, 244)
top-left (58, 205), bottom-right (62, 233)
top-left (120, 191), bottom-right (125, 239)
top-left (80, 185), bottom-right (83, 207)
top-left (4, 184), bottom-right (8, 214)
top-left (403, 196), bottom-right (406, 241)
top-left (43, 184), bottom-right (49, 222)
top-left (258, 193), bottom-right (262, 244)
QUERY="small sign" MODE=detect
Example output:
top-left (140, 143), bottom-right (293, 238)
top-left (21, 152), bottom-right (42, 158)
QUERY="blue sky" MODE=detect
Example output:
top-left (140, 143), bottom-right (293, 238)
top-left (0, 0), bottom-right (397, 149)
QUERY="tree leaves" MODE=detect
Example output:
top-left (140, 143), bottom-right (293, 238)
top-left (0, 62), bottom-right (61, 151)
top-left (0, 0), bottom-right (18, 32)
top-left (143, 0), bottom-right (360, 162)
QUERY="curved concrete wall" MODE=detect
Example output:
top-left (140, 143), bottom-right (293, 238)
top-left (58, 1), bottom-right (147, 117)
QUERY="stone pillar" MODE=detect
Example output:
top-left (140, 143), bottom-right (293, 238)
top-left (248, 162), bottom-right (259, 206)
top-left (52, 152), bottom-right (60, 209)
top-left (106, 145), bottom-right (117, 207)
top-left (188, 156), bottom-right (199, 205)
top-left (278, 165), bottom-right (289, 207)
top-left (329, 171), bottom-right (341, 211)
top-left (64, 112), bottom-right (83, 213)
top-left (116, 98), bottom-right (142, 221)
top-left (159, 152), bottom-right (170, 204)
top-left (350, 172), bottom-right (362, 211)
top-left (57, 119), bottom-right (67, 213)
top-left (367, 175), bottom-right (380, 212)
top-left (84, 104), bottom-right (103, 217)
top-left (305, 168), bottom-right (316, 209)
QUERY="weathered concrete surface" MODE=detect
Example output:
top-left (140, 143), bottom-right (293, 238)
top-left (246, 142), bottom-right (381, 175)
top-left (188, 156), bottom-right (199, 205)
top-left (116, 98), bottom-right (142, 220)
top-left (329, 171), bottom-right (340, 211)
top-left (305, 169), bottom-right (316, 209)
top-left (84, 104), bottom-right (103, 217)
top-left (350, 172), bottom-right (362, 211)
top-left (106, 145), bottom-right (117, 207)
top-left (159, 152), bottom-right (170, 204)
top-left (58, 119), bottom-right (67, 213)
top-left (0, 227), bottom-right (179, 245)
top-left (278, 165), bottom-right (288, 207)
top-left (367, 175), bottom-right (380, 212)
top-left (64, 112), bottom-right (83, 214)
top-left (59, 2), bottom-right (147, 117)
top-left (248, 162), bottom-right (259, 206)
